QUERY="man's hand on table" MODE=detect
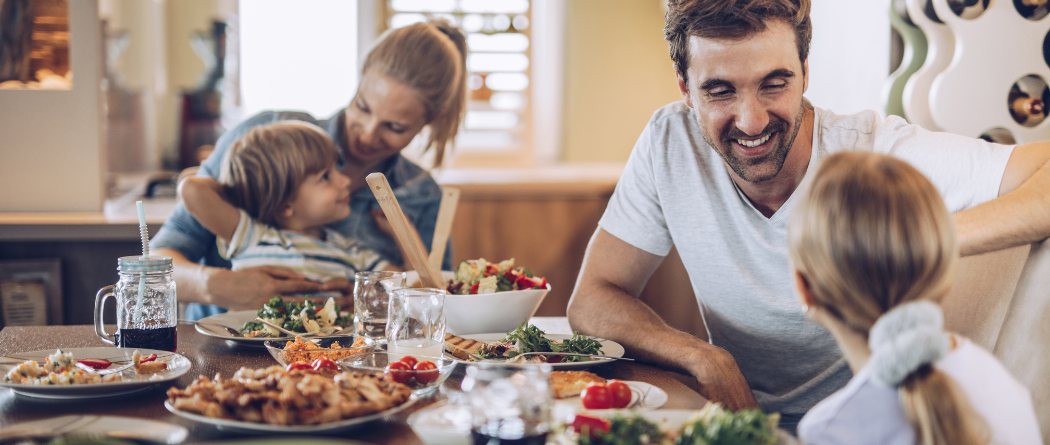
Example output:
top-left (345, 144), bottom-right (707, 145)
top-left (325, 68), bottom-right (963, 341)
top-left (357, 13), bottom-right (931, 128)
top-left (686, 345), bottom-right (760, 412)
top-left (205, 266), bottom-right (325, 310)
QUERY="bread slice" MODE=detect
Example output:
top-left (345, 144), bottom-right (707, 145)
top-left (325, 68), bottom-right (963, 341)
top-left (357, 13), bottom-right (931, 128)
top-left (444, 333), bottom-right (488, 361)
top-left (550, 370), bottom-right (606, 399)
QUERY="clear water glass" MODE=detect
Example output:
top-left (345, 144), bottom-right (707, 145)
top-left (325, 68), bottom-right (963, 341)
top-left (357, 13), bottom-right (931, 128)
top-left (462, 364), bottom-right (553, 445)
top-left (386, 287), bottom-right (446, 360)
top-left (353, 270), bottom-right (407, 344)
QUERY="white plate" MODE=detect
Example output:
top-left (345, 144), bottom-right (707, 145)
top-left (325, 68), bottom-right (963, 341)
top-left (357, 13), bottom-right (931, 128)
top-left (195, 310), bottom-right (352, 346)
top-left (556, 381), bottom-right (667, 411)
top-left (447, 333), bottom-right (625, 370)
top-left (0, 415), bottom-right (189, 444)
top-left (0, 348), bottom-right (191, 399)
top-left (165, 395), bottom-right (417, 434)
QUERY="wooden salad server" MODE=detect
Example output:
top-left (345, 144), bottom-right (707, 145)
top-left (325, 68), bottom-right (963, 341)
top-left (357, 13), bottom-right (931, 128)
top-left (429, 187), bottom-right (460, 273)
top-left (365, 172), bottom-right (445, 289)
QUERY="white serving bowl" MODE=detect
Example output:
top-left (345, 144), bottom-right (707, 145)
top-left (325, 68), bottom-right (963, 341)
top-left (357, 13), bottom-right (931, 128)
top-left (404, 271), bottom-right (550, 335)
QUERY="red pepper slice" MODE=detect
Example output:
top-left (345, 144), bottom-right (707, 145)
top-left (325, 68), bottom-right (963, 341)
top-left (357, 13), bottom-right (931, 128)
top-left (470, 282), bottom-right (480, 294)
top-left (76, 358), bottom-right (112, 370)
top-left (571, 414), bottom-right (610, 437)
top-left (139, 353), bottom-right (158, 363)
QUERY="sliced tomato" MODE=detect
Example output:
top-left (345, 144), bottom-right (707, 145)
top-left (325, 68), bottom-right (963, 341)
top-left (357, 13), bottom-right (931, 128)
top-left (571, 414), bottom-right (610, 437)
top-left (514, 275), bottom-right (535, 290)
top-left (469, 282), bottom-right (480, 294)
top-left (311, 356), bottom-right (339, 372)
top-left (414, 360), bottom-right (439, 384)
top-left (545, 355), bottom-right (562, 364)
top-left (139, 353), bottom-right (158, 363)
top-left (286, 361), bottom-right (312, 372)
top-left (485, 264), bottom-right (500, 276)
top-left (581, 383), bottom-right (612, 410)
top-left (76, 358), bottom-right (112, 370)
top-left (607, 380), bottom-right (631, 409)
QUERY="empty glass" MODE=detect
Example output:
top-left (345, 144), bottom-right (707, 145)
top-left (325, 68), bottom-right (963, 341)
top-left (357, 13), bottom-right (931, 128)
top-left (462, 364), bottom-right (553, 445)
top-left (353, 270), bottom-right (407, 344)
top-left (386, 287), bottom-right (446, 360)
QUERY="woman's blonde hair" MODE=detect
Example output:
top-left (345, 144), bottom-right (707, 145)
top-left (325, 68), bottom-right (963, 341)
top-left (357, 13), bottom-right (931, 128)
top-left (788, 151), bottom-right (988, 445)
top-left (220, 121), bottom-right (339, 227)
top-left (363, 19), bottom-right (467, 168)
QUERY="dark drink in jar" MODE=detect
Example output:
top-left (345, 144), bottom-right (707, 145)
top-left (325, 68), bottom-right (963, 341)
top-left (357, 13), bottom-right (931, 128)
top-left (117, 326), bottom-right (177, 352)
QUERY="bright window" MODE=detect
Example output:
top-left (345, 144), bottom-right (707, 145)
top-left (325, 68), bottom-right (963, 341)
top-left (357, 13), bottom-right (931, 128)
top-left (239, 0), bottom-right (358, 119)
top-left (385, 0), bottom-right (537, 163)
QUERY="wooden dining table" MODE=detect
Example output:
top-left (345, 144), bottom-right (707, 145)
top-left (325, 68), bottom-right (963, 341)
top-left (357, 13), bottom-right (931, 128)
top-left (0, 317), bottom-right (709, 444)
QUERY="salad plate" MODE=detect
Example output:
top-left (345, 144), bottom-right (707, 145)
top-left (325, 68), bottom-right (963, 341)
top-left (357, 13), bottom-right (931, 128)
top-left (548, 409), bottom-right (797, 445)
top-left (446, 333), bottom-right (625, 370)
top-left (195, 310), bottom-right (353, 347)
top-left (0, 347), bottom-right (191, 399)
top-left (164, 394), bottom-right (417, 434)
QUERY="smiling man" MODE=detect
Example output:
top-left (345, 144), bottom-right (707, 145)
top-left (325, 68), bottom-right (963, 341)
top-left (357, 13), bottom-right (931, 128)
top-left (567, 0), bottom-right (1050, 432)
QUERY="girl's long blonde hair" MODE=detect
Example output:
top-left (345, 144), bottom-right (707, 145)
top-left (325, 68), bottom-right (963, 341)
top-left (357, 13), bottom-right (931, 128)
top-left (363, 19), bottom-right (467, 168)
top-left (788, 151), bottom-right (988, 445)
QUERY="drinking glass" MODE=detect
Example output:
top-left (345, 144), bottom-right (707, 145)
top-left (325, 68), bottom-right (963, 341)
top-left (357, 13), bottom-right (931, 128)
top-left (94, 256), bottom-right (178, 352)
top-left (353, 270), bottom-right (407, 344)
top-left (462, 364), bottom-right (553, 445)
top-left (386, 287), bottom-right (446, 359)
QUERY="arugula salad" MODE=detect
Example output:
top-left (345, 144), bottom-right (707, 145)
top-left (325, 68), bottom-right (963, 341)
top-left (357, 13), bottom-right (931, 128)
top-left (446, 258), bottom-right (548, 295)
top-left (477, 321), bottom-right (603, 363)
top-left (568, 402), bottom-right (782, 445)
top-left (240, 296), bottom-right (352, 338)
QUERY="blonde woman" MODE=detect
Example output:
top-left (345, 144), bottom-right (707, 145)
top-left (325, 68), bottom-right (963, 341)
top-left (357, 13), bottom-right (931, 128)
top-left (153, 20), bottom-right (467, 319)
top-left (790, 151), bottom-right (1040, 445)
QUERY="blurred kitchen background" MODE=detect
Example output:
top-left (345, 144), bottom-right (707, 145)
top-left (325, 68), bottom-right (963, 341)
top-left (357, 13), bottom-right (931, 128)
top-left (0, 0), bottom-right (894, 326)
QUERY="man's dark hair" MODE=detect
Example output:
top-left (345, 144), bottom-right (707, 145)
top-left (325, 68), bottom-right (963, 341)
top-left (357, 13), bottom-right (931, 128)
top-left (665, 0), bottom-right (812, 85)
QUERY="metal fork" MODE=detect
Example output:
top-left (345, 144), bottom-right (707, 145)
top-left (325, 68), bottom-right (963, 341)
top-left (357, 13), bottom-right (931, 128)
top-left (494, 352), bottom-right (634, 363)
top-left (178, 319), bottom-right (258, 337)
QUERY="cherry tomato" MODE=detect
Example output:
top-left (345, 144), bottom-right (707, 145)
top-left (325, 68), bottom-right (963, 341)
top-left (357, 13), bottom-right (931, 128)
top-left (286, 361), bottom-right (312, 372)
top-left (607, 380), bottom-right (632, 409)
top-left (385, 361), bottom-right (412, 384)
top-left (413, 360), bottom-right (439, 384)
top-left (311, 356), bottom-right (339, 372)
top-left (139, 353), bottom-right (158, 363)
top-left (399, 355), bottom-right (418, 368)
top-left (77, 358), bottom-right (112, 370)
top-left (580, 383), bottom-right (612, 410)
top-left (571, 414), bottom-right (610, 437)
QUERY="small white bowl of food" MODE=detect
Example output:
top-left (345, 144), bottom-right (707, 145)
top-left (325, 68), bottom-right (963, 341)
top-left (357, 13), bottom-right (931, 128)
top-left (405, 258), bottom-right (550, 335)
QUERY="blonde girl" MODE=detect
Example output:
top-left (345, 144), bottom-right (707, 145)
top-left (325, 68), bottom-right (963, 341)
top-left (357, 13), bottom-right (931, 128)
top-left (790, 151), bottom-right (1040, 445)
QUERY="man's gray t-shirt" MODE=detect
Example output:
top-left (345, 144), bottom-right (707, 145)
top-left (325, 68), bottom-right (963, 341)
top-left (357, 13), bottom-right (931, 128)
top-left (598, 101), bottom-right (1014, 429)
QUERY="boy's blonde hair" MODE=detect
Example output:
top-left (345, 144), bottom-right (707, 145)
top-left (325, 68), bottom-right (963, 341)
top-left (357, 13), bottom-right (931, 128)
top-left (220, 121), bottom-right (339, 226)
top-left (363, 19), bottom-right (467, 168)
top-left (788, 151), bottom-right (988, 445)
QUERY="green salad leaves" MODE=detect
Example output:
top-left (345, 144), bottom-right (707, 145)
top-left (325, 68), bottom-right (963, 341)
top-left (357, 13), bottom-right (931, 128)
top-left (674, 403), bottom-right (781, 445)
top-left (240, 296), bottom-right (352, 337)
top-left (489, 321), bottom-right (603, 363)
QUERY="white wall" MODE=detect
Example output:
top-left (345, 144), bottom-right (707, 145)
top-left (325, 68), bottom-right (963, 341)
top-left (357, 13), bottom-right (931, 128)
top-left (806, 0), bottom-right (891, 116)
top-left (0, 0), bottom-right (104, 212)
